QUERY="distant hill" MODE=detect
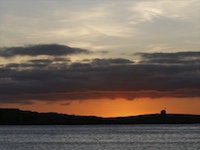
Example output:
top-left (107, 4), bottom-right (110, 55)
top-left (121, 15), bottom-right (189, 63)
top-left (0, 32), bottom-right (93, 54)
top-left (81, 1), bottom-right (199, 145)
top-left (0, 108), bottom-right (200, 125)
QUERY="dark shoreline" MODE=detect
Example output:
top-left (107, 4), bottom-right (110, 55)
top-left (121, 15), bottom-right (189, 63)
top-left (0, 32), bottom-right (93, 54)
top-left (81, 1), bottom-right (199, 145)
top-left (1, 108), bottom-right (200, 125)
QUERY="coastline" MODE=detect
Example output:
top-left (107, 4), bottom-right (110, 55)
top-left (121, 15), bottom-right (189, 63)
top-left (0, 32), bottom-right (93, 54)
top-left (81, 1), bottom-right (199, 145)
top-left (1, 108), bottom-right (200, 125)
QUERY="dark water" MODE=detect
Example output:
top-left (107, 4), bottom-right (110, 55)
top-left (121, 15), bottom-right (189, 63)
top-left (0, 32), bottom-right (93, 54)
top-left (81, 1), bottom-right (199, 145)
top-left (0, 124), bottom-right (199, 150)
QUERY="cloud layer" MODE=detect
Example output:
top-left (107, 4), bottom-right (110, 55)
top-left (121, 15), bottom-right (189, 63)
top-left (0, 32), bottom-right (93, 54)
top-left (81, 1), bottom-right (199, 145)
top-left (0, 44), bottom-right (199, 104)
top-left (0, 44), bottom-right (89, 57)
top-left (0, 0), bottom-right (199, 54)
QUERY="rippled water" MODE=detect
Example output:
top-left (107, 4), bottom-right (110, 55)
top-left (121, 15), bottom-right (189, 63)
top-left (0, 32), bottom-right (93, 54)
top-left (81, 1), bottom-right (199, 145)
top-left (0, 124), bottom-right (199, 150)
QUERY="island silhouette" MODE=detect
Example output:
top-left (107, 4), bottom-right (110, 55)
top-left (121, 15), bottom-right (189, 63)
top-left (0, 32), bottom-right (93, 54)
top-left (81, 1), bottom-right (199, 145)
top-left (0, 108), bottom-right (200, 125)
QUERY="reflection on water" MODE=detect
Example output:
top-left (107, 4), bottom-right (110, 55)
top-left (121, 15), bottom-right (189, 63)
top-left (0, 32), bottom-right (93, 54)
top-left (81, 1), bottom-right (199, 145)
top-left (0, 124), bottom-right (199, 150)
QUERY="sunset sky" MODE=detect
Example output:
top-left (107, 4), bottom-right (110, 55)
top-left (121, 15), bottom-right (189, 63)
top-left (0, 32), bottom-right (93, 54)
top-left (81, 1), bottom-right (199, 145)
top-left (0, 0), bottom-right (200, 117)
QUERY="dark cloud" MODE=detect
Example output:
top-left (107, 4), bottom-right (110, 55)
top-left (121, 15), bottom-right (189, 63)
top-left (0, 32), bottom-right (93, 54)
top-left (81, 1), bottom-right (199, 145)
top-left (0, 49), bottom-right (200, 104)
top-left (4, 58), bottom-right (71, 69)
top-left (0, 44), bottom-right (90, 57)
top-left (91, 58), bottom-right (134, 66)
top-left (136, 51), bottom-right (200, 64)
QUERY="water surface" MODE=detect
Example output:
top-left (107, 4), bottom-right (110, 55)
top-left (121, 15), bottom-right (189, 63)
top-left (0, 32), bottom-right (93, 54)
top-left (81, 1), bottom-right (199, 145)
top-left (0, 124), bottom-right (199, 150)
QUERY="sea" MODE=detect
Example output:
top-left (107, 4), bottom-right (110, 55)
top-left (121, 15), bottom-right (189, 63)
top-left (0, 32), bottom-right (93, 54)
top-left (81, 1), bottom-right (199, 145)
top-left (0, 124), bottom-right (199, 150)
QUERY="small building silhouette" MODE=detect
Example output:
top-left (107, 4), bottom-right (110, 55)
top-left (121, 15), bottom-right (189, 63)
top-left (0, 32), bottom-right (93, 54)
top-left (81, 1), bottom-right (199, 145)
top-left (160, 109), bottom-right (166, 116)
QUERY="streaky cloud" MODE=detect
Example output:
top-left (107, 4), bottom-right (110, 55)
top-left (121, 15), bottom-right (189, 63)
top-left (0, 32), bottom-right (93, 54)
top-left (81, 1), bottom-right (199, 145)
top-left (136, 51), bottom-right (200, 64)
top-left (0, 48), bottom-right (200, 104)
top-left (0, 44), bottom-right (90, 57)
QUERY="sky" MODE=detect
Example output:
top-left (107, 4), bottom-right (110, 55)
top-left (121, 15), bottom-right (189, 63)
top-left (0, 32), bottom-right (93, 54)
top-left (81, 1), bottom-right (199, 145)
top-left (0, 0), bottom-right (200, 117)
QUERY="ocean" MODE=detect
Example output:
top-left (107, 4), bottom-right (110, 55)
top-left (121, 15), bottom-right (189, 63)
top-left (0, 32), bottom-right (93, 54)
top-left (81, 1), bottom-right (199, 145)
top-left (0, 124), bottom-right (199, 150)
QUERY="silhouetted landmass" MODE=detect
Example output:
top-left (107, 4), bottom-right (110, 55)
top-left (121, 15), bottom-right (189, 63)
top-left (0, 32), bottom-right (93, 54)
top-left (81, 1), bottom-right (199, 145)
top-left (0, 108), bottom-right (200, 125)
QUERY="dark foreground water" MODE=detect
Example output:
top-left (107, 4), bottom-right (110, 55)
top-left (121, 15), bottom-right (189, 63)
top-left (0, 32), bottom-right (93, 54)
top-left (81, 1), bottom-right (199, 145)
top-left (0, 124), bottom-right (199, 150)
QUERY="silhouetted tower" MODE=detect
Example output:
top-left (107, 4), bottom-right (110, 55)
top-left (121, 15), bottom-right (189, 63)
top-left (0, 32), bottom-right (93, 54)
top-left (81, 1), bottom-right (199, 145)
top-left (161, 108), bottom-right (166, 116)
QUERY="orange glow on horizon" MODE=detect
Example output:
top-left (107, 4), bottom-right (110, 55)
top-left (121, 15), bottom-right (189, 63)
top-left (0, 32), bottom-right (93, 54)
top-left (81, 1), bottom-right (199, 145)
top-left (0, 97), bottom-right (200, 117)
